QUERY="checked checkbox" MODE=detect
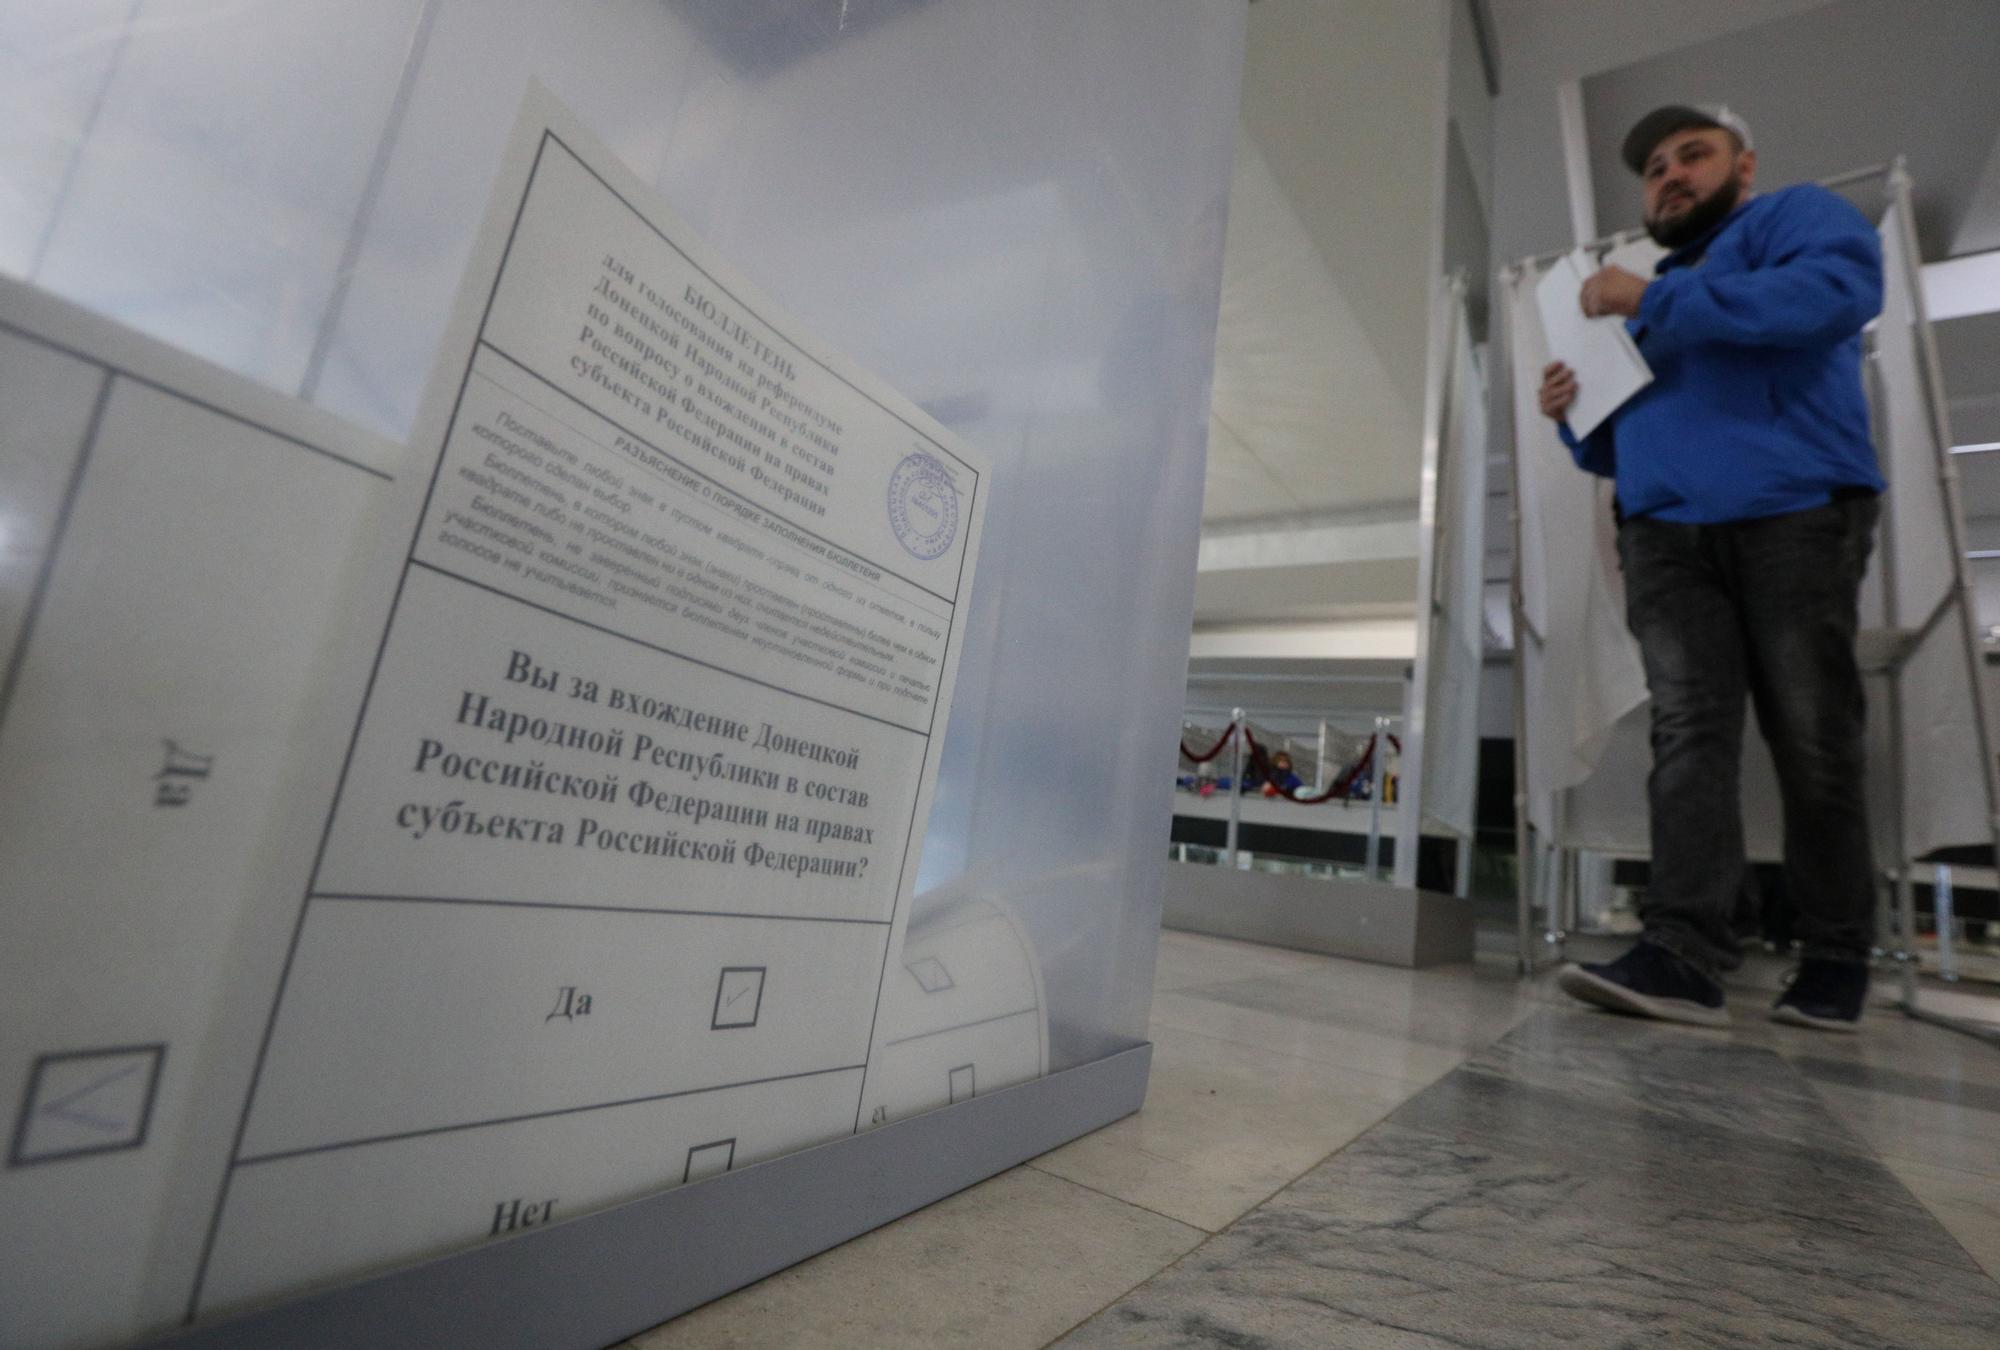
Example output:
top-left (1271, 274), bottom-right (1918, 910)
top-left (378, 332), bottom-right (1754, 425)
top-left (907, 957), bottom-right (954, 993)
top-left (9, 1044), bottom-right (166, 1167)
top-left (710, 967), bottom-right (766, 1029)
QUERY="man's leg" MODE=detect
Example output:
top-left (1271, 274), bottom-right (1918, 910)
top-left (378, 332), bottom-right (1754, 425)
top-left (1621, 516), bottom-right (1751, 979)
top-left (1733, 499), bottom-right (1877, 1018)
top-left (1557, 517), bottom-right (1745, 1027)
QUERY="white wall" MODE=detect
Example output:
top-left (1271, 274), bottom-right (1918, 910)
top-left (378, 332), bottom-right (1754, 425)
top-left (1194, 0), bottom-right (1455, 642)
top-left (1487, 0), bottom-right (1835, 268)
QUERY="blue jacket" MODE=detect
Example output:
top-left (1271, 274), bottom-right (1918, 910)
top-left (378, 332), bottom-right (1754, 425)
top-left (1560, 184), bottom-right (1885, 523)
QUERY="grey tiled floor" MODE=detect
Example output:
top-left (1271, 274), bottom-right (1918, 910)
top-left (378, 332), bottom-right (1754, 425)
top-left (625, 932), bottom-right (2000, 1348)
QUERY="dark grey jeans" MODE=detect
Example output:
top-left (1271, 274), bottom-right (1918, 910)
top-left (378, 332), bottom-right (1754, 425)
top-left (1617, 496), bottom-right (1880, 979)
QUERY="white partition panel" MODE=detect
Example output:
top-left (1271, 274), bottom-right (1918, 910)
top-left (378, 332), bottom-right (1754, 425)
top-left (1874, 207), bottom-right (1993, 859)
top-left (1501, 262), bottom-right (1652, 842)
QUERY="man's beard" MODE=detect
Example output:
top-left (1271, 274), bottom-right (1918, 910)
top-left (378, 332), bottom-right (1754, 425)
top-left (1646, 172), bottom-right (1743, 249)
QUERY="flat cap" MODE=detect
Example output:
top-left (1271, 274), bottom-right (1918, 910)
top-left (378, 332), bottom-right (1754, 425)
top-left (1622, 104), bottom-right (1754, 173)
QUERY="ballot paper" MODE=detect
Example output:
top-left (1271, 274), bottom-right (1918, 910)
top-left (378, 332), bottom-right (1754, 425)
top-left (176, 85), bottom-right (994, 1319)
top-left (1533, 247), bottom-right (1653, 440)
top-left (0, 277), bottom-right (403, 1348)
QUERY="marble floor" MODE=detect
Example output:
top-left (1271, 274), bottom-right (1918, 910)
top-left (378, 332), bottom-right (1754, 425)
top-left (623, 931), bottom-right (2000, 1349)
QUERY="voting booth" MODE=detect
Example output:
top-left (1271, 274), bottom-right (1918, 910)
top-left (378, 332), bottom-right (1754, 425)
top-left (1499, 163), bottom-right (2000, 1013)
top-left (0, 5), bottom-right (1246, 1346)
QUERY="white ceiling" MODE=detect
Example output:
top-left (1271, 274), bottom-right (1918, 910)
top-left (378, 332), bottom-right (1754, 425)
top-left (1189, 0), bottom-right (1449, 640)
top-left (1200, 126), bottom-right (1423, 521)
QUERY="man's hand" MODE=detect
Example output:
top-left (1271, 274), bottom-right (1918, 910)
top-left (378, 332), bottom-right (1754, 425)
top-left (1538, 361), bottom-right (1578, 423)
top-left (1579, 265), bottom-right (1648, 319)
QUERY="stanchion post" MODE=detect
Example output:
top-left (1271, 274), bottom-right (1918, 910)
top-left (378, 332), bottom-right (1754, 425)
top-left (1864, 333), bottom-right (1920, 1008)
top-left (1936, 864), bottom-right (1958, 983)
top-left (1563, 847), bottom-right (1580, 941)
top-left (1225, 707), bottom-right (1243, 868)
top-left (1543, 797), bottom-right (1569, 956)
top-left (1366, 715), bottom-right (1387, 881)
top-left (1498, 263), bottom-right (1537, 975)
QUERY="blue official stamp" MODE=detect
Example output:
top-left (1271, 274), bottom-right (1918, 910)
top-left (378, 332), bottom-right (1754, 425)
top-left (886, 452), bottom-right (959, 560)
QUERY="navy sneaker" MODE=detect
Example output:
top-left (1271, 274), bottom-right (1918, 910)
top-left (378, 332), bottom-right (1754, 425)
top-left (1771, 959), bottom-right (1868, 1033)
top-left (1557, 942), bottom-right (1730, 1027)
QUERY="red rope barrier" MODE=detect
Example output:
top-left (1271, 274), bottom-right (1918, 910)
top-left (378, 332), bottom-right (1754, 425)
top-left (1276, 732), bottom-right (1402, 805)
top-left (1178, 723), bottom-right (1238, 763)
top-left (1244, 728), bottom-right (1336, 803)
top-left (1178, 726), bottom-right (1402, 804)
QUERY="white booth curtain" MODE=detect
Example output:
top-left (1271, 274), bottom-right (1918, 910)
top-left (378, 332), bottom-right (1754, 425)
top-left (1870, 207), bottom-right (1991, 859)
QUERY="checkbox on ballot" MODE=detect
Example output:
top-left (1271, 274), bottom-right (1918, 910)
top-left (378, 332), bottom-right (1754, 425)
top-left (710, 966), bottom-right (767, 1029)
top-left (683, 1137), bottom-right (736, 1184)
top-left (10, 1044), bottom-right (166, 1167)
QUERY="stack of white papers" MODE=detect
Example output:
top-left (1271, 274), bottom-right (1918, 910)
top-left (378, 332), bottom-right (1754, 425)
top-left (1533, 247), bottom-right (1654, 439)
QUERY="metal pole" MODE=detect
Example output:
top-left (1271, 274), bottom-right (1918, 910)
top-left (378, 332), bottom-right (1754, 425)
top-left (1894, 799), bottom-right (1918, 1006)
top-left (1186, 672), bottom-right (1408, 686)
top-left (1315, 718), bottom-right (1329, 794)
top-left (1366, 716), bottom-right (1387, 881)
top-left (1518, 225), bottom-right (1650, 272)
top-left (1889, 162), bottom-right (2000, 1012)
top-left (1935, 864), bottom-right (1959, 983)
top-left (1515, 165), bottom-right (1886, 275)
top-left (1225, 707), bottom-right (1243, 868)
top-left (1866, 339), bottom-right (1920, 1006)
top-left (1554, 844), bottom-right (1567, 949)
top-left (1398, 273), bottom-right (1465, 890)
top-left (1500, 265), bottom-right (1538, 975)
top-left (1564, 847), bottom-right (1581, 939)
top-left (1539, 838), bottom-right (1561, 948)
top-left (1818, 161), bottom-right (1895, 191)
top-left (1545, 797), bottom-right (1569, 956)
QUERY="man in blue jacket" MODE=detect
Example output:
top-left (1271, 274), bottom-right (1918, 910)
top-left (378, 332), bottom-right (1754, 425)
top-left (1542, 105), bottom-right (1884, 1031)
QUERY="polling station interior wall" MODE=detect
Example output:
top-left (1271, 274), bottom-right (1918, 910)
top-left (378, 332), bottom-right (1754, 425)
top-left (0, 1), bottom-right (1245, 1343)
